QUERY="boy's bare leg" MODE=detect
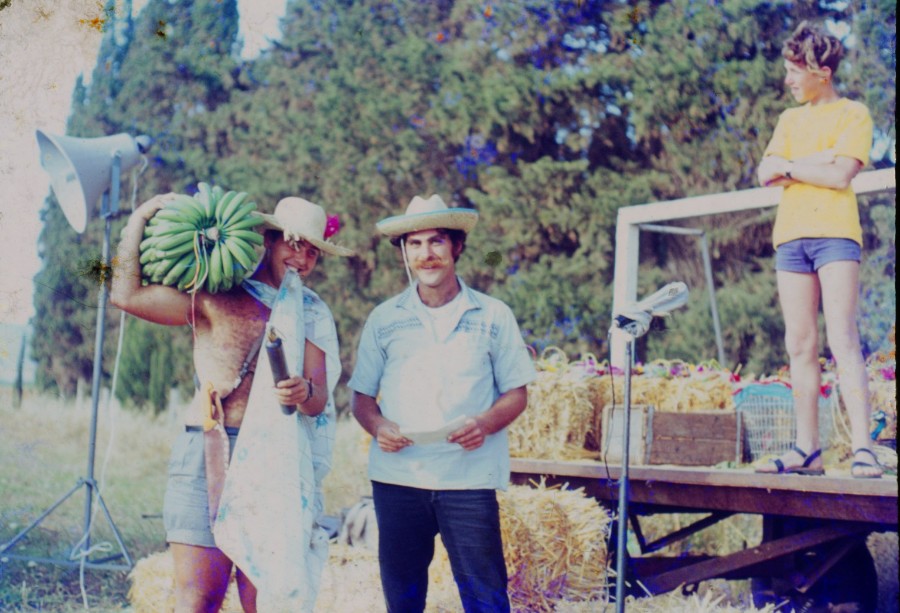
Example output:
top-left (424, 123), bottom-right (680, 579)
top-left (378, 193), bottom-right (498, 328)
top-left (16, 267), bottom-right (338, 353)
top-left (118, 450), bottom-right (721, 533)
top-left (171, 543), bottom-right (234, 613)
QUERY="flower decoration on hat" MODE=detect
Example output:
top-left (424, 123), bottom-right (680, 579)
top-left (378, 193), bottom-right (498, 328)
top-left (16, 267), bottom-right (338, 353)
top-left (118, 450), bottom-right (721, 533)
top-left (324, 214), bottom-right (341, 239)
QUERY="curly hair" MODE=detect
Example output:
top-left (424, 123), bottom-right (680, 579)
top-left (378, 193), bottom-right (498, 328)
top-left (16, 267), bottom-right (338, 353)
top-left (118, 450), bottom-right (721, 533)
top-left (782, 20), bottom-right (845, 76)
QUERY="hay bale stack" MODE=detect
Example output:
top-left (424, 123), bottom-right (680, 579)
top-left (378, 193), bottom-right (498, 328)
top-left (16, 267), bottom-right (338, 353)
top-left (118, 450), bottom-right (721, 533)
top-left (512, 349), bottom-right (738, 461)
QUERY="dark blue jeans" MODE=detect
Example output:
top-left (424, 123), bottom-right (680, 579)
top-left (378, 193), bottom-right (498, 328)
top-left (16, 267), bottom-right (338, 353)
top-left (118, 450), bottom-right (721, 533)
top-left (372, 481), bottom-right (510, 613)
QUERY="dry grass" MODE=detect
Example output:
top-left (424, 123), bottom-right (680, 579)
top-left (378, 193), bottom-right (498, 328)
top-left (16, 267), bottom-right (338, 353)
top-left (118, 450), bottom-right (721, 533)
top-left (3, 388), bottom-right (896, 612)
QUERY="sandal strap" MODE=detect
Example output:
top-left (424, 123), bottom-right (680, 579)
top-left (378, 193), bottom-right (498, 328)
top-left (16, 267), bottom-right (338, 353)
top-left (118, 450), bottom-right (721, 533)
top-left (791, 445), bottom-right (822, 468)
top-left (853, 447), bottom-right (879, 462)
top-left (802, 448), bottom-right (822, 468)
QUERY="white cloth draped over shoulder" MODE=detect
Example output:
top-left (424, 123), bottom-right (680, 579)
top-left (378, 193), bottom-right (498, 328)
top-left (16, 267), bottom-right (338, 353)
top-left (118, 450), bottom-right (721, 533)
top-left (213, 268), bottom-right (340, 611)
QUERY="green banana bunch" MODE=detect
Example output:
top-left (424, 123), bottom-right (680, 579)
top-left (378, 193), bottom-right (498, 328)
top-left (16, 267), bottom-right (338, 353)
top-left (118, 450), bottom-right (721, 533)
top-left (139, 183), bottom-right (264, 294)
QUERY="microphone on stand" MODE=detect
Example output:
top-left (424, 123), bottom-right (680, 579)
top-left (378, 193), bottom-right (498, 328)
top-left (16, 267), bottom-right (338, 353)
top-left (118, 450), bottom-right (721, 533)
top-left (612, 282), bottom-right (689, 338)
top-left (609, 281), bottom-right (689, 613)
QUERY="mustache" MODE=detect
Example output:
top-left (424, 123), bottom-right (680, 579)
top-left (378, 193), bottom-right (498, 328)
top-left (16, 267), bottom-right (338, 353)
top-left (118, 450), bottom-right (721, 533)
top-left (414, 257), bottom-right (441, 266)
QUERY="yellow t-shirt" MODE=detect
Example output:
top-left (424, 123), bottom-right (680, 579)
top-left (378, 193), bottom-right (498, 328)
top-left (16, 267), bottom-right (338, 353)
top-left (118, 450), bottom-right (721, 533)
top-left (763, 98), bottom-right (873, 248)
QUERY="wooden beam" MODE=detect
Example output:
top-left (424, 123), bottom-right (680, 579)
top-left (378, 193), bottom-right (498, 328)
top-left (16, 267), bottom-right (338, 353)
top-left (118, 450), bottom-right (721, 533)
top-left (639, 524), bottom-right (870, 594)
top-left (509, 459), bottom-right (898, 526)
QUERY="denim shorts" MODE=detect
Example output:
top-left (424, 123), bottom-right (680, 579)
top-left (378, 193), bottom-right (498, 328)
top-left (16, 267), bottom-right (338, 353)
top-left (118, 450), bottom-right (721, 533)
top-left (162, 427), bottom-right (239, 548)
top-left (775, 238), bottom-right (861, 273)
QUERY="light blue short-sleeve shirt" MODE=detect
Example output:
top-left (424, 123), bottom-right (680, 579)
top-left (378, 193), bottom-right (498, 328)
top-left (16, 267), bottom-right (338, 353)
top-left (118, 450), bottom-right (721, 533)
top-left (348, 278), bottom-right (536, 490)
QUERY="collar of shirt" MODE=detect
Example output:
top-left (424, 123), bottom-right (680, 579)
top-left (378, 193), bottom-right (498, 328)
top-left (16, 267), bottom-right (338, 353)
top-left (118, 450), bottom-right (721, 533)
top-left (396, 276), bottom-right (482, 342)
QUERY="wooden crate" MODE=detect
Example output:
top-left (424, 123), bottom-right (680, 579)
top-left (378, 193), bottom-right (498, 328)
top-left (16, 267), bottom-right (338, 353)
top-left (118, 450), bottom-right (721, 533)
top-left (601, 405), bottom-right (742, 466)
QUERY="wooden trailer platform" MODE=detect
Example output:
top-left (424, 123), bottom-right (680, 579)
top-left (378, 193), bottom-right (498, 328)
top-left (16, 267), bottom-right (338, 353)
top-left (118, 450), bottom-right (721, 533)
top-left (510, 458), bottom-right (898, 608)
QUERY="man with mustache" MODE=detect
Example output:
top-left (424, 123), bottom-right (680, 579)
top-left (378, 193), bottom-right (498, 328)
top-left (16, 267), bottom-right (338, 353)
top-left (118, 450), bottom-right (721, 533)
top-left (348, 194), bottom-right (536, 612)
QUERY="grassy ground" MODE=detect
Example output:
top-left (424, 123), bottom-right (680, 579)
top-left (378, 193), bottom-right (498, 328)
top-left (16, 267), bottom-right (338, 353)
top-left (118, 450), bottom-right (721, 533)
top-left (0, 388), bottom-right (374, 611)
top-left (1, 389), bottom-right (896, 612)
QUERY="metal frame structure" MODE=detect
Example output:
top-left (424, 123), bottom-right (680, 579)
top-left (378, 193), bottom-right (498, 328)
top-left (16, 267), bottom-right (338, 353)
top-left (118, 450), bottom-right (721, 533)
top-left (610, 167), bottom-right (897, 367)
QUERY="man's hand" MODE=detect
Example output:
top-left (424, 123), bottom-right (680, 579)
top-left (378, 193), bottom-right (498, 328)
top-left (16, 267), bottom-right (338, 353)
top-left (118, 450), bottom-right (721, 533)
top-left (134, 193), bottom-right (177, 224)
top-left (375, 422), bottom-right (413, 453)
top-left (447, 416), bottom-right (487, 451)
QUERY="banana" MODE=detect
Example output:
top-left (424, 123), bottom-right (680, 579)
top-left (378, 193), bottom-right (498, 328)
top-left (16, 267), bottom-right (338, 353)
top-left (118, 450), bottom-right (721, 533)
top-left (151, 221), bottom-right (199, 237)
top-left (139, 236), bottom-right (160, 253)
top-left (162, 251), bottom-right (196, 287)
top-left (196, 183), bottom-right (215, 219)
top-left (153, 207), bottom-right (199, 226)
top-left (207, 242), bottom-right (223, 294)
top-left (155, 231), bottom-right (196, 252)
top-left (211, 184), bottom-right (225, 203)
top-left (191, 250), bottom-right (209, 293)
top-left (141, 260), bottom-right (160, 282)
top-left (152, 247), bottom-right (188, 281)
top-left (226, 229), bottom-right (265, 246)
top-left (218, 192), bottom-right (247, 226)
top-left (160, 233), bottom-right (200, 260)
top-left (225, 237), bottom-right (257, 271)
top-left (177, 262), bottom-right (198, 291)
top-left (150, 259), bottom-right (169, 284)
top-left (224, 211), bottom-right (264, 232)
top-left (139, 247), bottom-right (159, 265)
top-left (237, 240), bottom-right (261, 272)
top-left (219, 237), bottom-right (235, 289)
top-left (213, 190), bottom-right (237, 225)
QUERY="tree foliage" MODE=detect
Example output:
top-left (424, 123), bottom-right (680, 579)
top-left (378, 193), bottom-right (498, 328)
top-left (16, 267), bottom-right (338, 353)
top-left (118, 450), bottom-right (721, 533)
top-left (31, 0), bottom-right (896, 406)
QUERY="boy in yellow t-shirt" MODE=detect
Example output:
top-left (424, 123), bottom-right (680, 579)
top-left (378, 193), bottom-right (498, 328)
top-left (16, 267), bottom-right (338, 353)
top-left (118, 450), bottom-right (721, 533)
top-left (756, 21), bottom-right (881, 479)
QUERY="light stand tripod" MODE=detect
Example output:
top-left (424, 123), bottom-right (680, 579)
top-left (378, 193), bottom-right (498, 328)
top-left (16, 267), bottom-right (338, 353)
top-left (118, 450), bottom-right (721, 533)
top-left (1, 132), bottom-right (150, 571)
top-left (610, 282), bottom-right (689, 612)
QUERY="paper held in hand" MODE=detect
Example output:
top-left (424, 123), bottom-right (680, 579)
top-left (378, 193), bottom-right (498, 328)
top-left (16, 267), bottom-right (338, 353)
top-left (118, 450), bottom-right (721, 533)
top-left (400, 416), bottom-right (468, 445)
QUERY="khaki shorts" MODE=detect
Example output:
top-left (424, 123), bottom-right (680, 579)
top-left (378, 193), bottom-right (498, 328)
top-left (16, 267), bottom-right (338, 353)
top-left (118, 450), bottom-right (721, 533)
top-left (162, 427), bottom-right (238, 548)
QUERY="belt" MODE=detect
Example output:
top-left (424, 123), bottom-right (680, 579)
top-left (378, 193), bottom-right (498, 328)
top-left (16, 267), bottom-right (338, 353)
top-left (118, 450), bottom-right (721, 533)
top-left (186, 424), bottom-right (240, 436)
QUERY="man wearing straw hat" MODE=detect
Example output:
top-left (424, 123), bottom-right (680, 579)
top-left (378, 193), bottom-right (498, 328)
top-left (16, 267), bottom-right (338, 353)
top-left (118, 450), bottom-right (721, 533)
top-left (112, 195), bottom-right (353, 612)
top-left (349, 194), bottom-right (536, 612)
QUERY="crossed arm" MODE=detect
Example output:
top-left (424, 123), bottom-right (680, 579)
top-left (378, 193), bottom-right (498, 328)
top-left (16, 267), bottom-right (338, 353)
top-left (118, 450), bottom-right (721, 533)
top-left (757, 148), bottom-right (863, 190)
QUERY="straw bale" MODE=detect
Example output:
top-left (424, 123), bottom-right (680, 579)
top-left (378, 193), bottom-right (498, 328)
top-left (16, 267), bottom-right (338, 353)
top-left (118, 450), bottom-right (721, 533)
top-left (511, 368), bottom-right (598, 459)
top-left (618, 590), bottom-right (776, 612)
top-left (588, 370), bottom-right (735, 416)
top-left (499, 481), bottom-right (613, 611)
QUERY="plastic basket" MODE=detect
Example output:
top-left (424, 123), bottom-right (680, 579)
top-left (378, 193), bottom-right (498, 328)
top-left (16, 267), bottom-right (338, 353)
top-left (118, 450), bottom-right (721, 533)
top-left (734, 383), bottom-right (835, 461)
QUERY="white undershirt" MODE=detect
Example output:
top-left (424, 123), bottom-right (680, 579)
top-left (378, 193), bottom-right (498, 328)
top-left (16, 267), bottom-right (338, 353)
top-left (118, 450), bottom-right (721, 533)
top-left (421, 291), bottom-right (464, 341)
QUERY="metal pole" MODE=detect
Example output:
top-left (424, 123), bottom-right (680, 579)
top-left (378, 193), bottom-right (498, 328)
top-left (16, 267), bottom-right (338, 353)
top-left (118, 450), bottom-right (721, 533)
top-left (615, 334), bottom-right (634, 613)
top-left (698, 233), bottom-right (725, 365)
top-left (79, 153), bottom-right (119, 558)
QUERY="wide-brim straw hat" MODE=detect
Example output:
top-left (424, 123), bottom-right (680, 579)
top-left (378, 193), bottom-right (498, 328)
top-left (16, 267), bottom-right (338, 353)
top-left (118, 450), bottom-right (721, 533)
top-left (376, 194), bottom-right (478, 237)
top-left (259, 197), bottom-right (354, 257)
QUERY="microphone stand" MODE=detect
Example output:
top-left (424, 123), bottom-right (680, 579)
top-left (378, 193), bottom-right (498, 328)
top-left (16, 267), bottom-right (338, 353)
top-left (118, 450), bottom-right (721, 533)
top-left (609, 281), bottom-right (689, 611)
top-left (612, 325), bottom-right (636, 613)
